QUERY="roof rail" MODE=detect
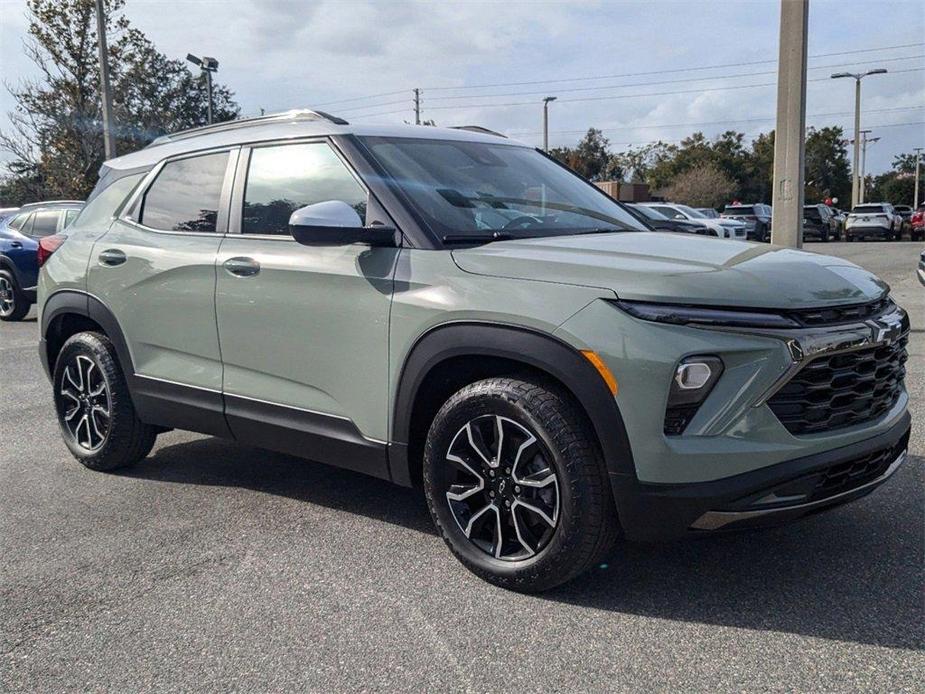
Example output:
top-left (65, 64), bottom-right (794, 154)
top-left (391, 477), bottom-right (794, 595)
top-left (146, 109), bottom-right (349, 148)
top-left (449, 126), bottom-right (507, 138)
top-left (19, 200), bottom-right (84, 209)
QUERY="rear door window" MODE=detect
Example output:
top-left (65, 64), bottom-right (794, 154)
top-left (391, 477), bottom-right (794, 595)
top-left (140, 152), bottom-right (229, 232)
top-left (28, 210), bottom-right (61, 238)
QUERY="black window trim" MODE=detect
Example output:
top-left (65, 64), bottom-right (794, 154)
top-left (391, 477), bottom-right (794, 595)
top-left (121, 146), bottom-right (239, 237)
top-left (227, 136), bottom-right (376, 241)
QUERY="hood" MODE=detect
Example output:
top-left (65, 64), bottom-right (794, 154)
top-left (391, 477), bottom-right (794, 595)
top-left (451, 232), bottom-right (888, 309)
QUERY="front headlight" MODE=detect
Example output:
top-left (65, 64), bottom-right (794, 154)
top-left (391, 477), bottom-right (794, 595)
top-left (613, 300), bottom-right (801, 329)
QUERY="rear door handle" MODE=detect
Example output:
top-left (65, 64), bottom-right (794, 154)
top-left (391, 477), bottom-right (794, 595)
top-left (223, 256), bottom-right (260, 277)
top-left (9, 241), bottom-right (22, 248)
top-left (98, 249), bottom-right (126, 266)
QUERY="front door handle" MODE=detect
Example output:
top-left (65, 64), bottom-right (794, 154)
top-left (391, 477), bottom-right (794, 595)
top-left (223, 256), bottom-right (260, 277)
top-left (9, 241), bottom-right (22, 249)
top-left (98, 249), bottom-right (126, 266)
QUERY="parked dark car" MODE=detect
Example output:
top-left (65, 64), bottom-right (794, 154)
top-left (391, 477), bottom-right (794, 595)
top-left (0, 200), bottom-right (83, 320)
top-left (894, 204), bottom-right (913, 234)
top-left (721, 203), bottom-right (772, 241)
top-left (626, 203), bottom-right (716, 235)
top-left (802, 204), bottom-right (838, 242)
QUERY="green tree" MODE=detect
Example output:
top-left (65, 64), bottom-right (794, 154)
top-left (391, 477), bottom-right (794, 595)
top-left (0, 0), bottom-right (239, 204)
top-left (550, 128), bottom-right (614, 181)
top-left (803, 126), bottom-right (850, 204)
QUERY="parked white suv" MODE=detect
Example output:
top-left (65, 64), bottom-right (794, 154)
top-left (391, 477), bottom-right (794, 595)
top-left (640, 203), bottom-right (746, 239)
top-left (845, 203), bottom-right (903, 241)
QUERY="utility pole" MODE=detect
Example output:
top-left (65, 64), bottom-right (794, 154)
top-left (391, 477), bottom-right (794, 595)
top-left (914, 147), bottom-right (923, 209)
top-left (855, 130), bottom-right (879, 203)
top-left (94, 0), bottom-right (116, 159)
top-left (831, 68), bottom-right (887, 207)
top-left (542, 96), bottom-right (557, 153)
top-left (413, 88), bottom-right (421, 125)
top-left (770, 0), bottom-right (808, 248)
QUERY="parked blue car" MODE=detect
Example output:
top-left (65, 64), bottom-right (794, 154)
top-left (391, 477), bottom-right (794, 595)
top-left (0, 200), bottom-right (83, 320)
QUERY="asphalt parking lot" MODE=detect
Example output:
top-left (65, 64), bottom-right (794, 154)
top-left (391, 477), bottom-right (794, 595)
top-left (1, 242), bottom-right (922, 692)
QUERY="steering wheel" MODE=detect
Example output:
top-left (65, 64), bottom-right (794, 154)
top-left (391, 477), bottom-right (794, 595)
top-left (502, 215), bottom-right (545, 230)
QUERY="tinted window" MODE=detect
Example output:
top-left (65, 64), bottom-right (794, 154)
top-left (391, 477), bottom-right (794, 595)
top-left (852, 205), bottom-right (885, 213)
top-left (242, 143), bottom-right (368, 236)
top-left (724, 206), bottom-right (756, 216)
top-left (141, 152), bottom-right (228, 232)
top-left (8, 212), bottom-right (30, 230)
top-left (64, 209), bottom-right (79, 227)
top-left (71, 173), bottom-right (145, 230)
top-left (29, 210), bottom-right (61, 237)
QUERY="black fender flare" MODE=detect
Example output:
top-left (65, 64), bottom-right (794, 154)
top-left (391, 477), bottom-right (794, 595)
top-left (389, 321), bottom-right (637, 486)
top-left (40, 290), bottom-right (137, 382)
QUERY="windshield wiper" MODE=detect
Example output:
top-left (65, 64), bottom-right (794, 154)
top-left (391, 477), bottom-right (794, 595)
top-left (442, 231), bottom-right (514, 245)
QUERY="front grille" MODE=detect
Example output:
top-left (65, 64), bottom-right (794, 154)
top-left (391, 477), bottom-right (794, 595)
top-left (768, 335), bottom-right (908, 435)
top-left (787, 297), bottom-right (893, 327)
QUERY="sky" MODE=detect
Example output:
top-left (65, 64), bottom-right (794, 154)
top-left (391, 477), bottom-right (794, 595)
top-left (0, 0), bottom-right (923, 175)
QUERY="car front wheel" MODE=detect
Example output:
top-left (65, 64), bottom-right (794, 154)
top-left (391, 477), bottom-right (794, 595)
top-left (53, 332), bottom-right (158, 471)
top-left (423, 377), bottom-right (619, 592)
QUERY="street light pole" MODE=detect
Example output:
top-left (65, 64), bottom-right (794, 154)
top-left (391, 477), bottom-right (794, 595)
top-left (770, 0), bottom-right (808, 248)
top-left (856, 131), bottom-right (879, 204)
top-left (186, 53), bottom-right (219, 125)
top-left (94, 0), bottom-right (116, 159)
top-left (542, 96), bottom-right (557, 153)
top-left (831, 69), bottom-right (888, 208)
top-left (914, 147), bottom-right (923, 209)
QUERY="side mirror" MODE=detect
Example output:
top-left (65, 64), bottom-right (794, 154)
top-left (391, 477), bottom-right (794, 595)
top-left (288, 200), bottom-right (396, 247)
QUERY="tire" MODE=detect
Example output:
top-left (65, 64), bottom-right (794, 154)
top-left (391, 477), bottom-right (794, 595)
top-left (0, 269), bottom-right (31, 322)
top-left (423, 376), bottom-right (619, 592)
top-left (821, 230), bottom-right (829, 242)
top-left (52, 331), bottom-right (157, 471)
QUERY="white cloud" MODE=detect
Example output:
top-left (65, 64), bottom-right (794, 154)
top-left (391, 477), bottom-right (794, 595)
top-left (0, 0), bottom-right (922, 173)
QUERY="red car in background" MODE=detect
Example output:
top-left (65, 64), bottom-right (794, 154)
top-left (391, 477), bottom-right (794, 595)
top-left (911, 204), bottom-right (924, 242)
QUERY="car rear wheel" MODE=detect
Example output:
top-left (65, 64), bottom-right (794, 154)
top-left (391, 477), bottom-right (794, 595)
top-left (0, 269), bottom-right (30, 322)
top-left (423, 377), bottom-right (619, 592)
top-left (53, 332), bottom-right (157, 471)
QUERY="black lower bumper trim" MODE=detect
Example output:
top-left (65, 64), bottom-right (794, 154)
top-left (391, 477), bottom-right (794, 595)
top-left (611, 411), bottom-right (911, 542)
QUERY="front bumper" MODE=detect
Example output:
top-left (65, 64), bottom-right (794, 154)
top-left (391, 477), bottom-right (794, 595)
top-left (612, 411), bottom-right (910, 541)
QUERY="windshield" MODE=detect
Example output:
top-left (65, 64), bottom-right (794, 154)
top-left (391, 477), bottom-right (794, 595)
top-left (360, 137), bottom-right (646, 241)
top-left (803, 207), bottom-right (823, 220)
top-left (723, 205), bottom-right (755, 216)
top-left (852, 205), bottom-right (885, 213)
top-left (697, 208), bottom-right (718, 218)
top-left (673, 204), bottom-right (704, 219)
top-left (630, 204), bottom-right (667, 221)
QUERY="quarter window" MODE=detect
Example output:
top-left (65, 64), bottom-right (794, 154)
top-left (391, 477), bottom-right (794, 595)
top-left (140, 152), bottom-right (229, 232)
top-left (29, 210), bottom-right (61, 238)
top-left (242, 142), bottom-right (368, 236)
top-left (8, 212), bottom-right (30, 231)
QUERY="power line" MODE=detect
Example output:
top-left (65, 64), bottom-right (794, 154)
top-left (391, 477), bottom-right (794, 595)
top-left (305, 41), bottom-right (923, 116)
top-left (313, 89), bottom-right (409, 108)
top-left (420, 67), bottom-right (923, 112)
top-left (424, 54), bottom-right (923, 103)
top-left (422, 42), bottom-right (924, 91)
top-left (508, 106), bottom-right (925, 136)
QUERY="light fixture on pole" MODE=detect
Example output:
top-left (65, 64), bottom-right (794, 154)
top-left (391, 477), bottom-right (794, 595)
top-left (542, 96), bottom-right (557, 153)
top-left (830, 68), bottom-right (887, 208)
top-left (187, 53), bottom-right (219, 124)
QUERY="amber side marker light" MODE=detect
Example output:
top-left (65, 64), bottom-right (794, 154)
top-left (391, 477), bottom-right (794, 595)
top-left (581, 350), bottom-right (618, 396)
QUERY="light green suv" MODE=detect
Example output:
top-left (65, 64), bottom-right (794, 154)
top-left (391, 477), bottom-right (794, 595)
top-left (37, 110), bottom-right (911, 591)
